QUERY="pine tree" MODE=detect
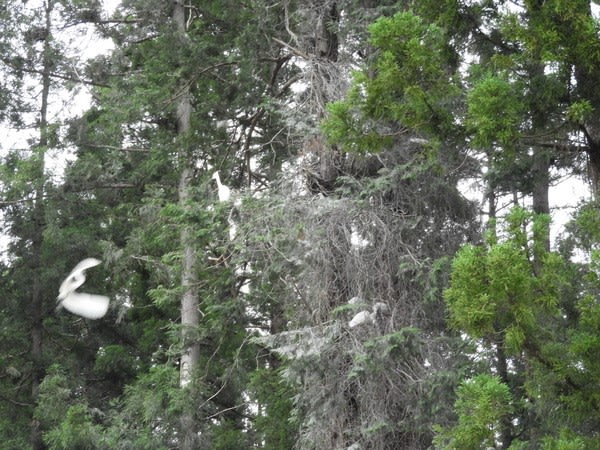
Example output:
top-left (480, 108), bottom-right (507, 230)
top-left (248, 8), bottom-right (477, 449)
top-left (48, 0), bottom-right (301, 446)
top-left (0, 1), bottom-right (110, 447)
top-left (3, 0), bottom-right (600, 448)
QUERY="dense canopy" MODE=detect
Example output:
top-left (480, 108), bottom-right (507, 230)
top-left (0, 1), bottom-right (599, 449)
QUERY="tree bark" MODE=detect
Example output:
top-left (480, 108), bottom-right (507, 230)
top-left (568, 3), bottom-right (600, 197)
top-left (173, 2), bottom-right (201, 448)
top-left (173, 0), bottom-right (199, 391)
top-left (304, 1), bottom-right (342, 194)
top-left (525, 2), bottom-right (551, 259)
top-left (30, 3), bottom-right (53, 448)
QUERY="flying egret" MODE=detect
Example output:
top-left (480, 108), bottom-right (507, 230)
top-left (57, 258), bottom-right (110, 319)
top-left (212, 171), bottom-right (231, 202)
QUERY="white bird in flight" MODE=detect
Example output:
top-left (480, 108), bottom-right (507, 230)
top-left (57, 258), bottom-right (110, 319)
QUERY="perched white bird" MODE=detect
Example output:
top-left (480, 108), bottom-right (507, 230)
top-left (57, 258), bottom-right (110, 319)
top-left (212, 171), bottom-right (231, 202)
top-left (349, 310), bottom-right (373, 328)
top-left (348, 302), bottom-right (389, 328)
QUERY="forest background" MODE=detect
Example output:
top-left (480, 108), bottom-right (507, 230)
top-left (1, 0), bottom-right (600, 449)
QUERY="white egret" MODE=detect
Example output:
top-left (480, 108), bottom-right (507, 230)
top-left (57, 258), bottom-right (110, 319)
top-left (348, 302), bottom-right (389, 328)
top-left (348, 310), bottom-right (372, 328)
top-left (212, 171), bottom-right (231, 202)
top-left (211, 170), bottom-right (239, 240)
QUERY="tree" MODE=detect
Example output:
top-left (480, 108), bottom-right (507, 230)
top-left (439, 204), bottom-right (600, 448)
top-left (247, 9), bottom-right (477, 449)
top-left (42, 0), bottom-right (302, 447)
top-left (3, 0), bottom-right (600, 448)
top-left (0, 1), bottom-right (111, 447)
top-left (434, 374), bottom-right (513, 449)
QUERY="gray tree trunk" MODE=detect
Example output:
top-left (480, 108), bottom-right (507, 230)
top-left (31, 3), bottom-right (53, 448)
top-left (173, 4), bottom-right (201, 447)
top-left (173, 0), bottom-right (199, 392)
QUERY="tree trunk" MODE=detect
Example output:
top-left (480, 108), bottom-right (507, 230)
top-left (30, 3), bottom-right (53, 448)
top-left (522, 0), bottom-right (551, 255)
top-left (579, 94), bottom-right (600, 196)
top-left (305, 1), bottom-right (341, 193)
top-left (173, 2), bottom-right (201, 448)
top-left (527, 54), bottom-right (550, 255)
top-left (494, 336), bottom-right (513, 450)
top-left (485, 152), bottom-right (497, 239)
top-left (531, 146), bottom-right (550, 260)
top-left (569, 3), bottom-right (600, 197)
top-left (174, 0), bottom-right (199, 392)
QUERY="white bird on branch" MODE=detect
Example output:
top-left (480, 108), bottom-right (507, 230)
top-left (211, 170), bottom-right (240, 240)
top-left (57, 258), bottom-right (110, 319)
top-left (212, 170), bottom-right (231, 202)
top-left (348, 310), bottom-right (372, 328)
top-left (348, 302), bottom-right (389, 328)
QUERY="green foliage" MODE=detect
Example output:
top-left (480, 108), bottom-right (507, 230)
top-left (434, 374), bottom-right (512, 449)
top-left (35, 365), bottom-right (106, 449)
top-left (445, 208), bottom-right (562, 353)
top-left (35, 365), bottom-right (72, 430)
top-left (566, 100), bottom-right (593, 125)
top-left (0, 265), bottom-right (33, 447)
top-left (101, 366), bottom-right (180, 449)
top-left (540, 433), bottom-right (586, 450)
top-left (211, 420), bottom-right (249, 450)
top-left (4, 0), bottom-right (600, 448)
top-left (323, 11), bottom-right (458, 153)
top-left (467, 73), bottom-right (526, 149)
top-left (323, 100), bottom-right (392, 153)
top-left (249, 369), bottom-right (296, 449)
top-left (440, 198), bottom-right (600, 446)
top-left (366, 12), bottom-right (454, 119)
top-left (44, 404), bottom-right (104, 450)
top-left (93, 345), bottom-right (139, 383)
top-left (565, 200), bottom-right (600, 250)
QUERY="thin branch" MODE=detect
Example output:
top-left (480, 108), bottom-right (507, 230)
top-left (0, 393), bottom-right (32, 408)
top-left (520, 139), bottom-right (586, 152)
top-left (272, 37), bottom-right (310, 60)
top-left (0, 183), bottom-right (139, 207)
top-left (161, 61), bottom-right (239, 108)
top-left (84, 143), bottom-right (150, 152)
top-left (283, 0), bottom-right (300, 45)
top-left (205, 402), bottom-right (249, 420)
top-left (0, 57), bottom-right (111, 88)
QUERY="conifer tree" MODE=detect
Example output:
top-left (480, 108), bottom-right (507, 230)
top-left (3, 0), bottom-right (600, 448)
top-left (47, 0), bottom-right (300, 446)
top-left (0, 1), bottom-right (109, 446)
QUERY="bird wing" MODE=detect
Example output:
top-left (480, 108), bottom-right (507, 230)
top-left (57, 258), bottom-right (102, 300)
top-left (70, 258), bottom-right (102, 274)
top-left (59, 292), bottom-right (110, 319)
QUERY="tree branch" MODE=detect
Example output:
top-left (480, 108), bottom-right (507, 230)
top-left (0, 57), bottom-right (111, 88)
